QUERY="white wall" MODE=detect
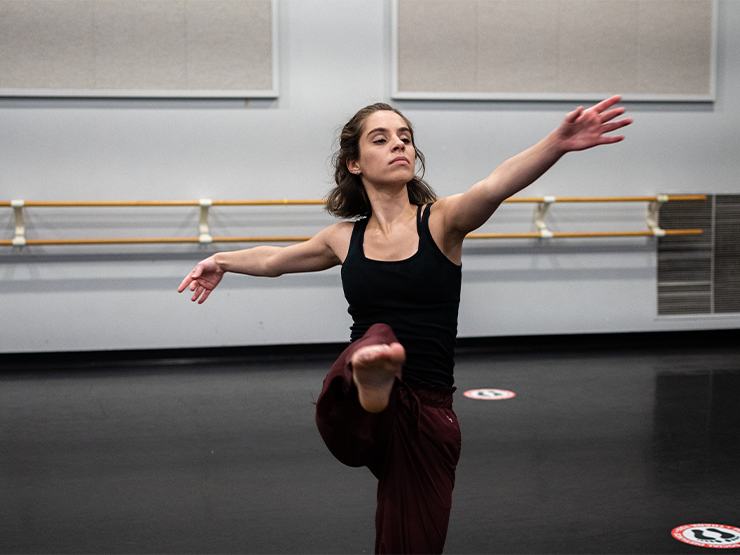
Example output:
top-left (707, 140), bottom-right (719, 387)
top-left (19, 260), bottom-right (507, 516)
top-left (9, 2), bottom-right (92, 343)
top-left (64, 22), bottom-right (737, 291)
top-left (1, 0), bottom-right (739, 354)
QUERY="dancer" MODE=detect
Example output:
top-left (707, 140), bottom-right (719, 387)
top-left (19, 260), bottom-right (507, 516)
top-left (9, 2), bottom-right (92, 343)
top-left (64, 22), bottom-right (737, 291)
top-left (178, 97), bottom-right (631, 554)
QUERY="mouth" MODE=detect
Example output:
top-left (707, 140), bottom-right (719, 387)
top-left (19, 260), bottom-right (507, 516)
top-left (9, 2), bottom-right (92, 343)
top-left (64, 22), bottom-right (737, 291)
top-left (390, 157), bottom-right (409, 165)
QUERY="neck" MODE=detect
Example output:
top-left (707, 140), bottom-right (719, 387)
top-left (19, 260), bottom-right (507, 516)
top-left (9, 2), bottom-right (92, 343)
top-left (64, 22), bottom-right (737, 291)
top-left (363, 181), bottom-right (415, 231)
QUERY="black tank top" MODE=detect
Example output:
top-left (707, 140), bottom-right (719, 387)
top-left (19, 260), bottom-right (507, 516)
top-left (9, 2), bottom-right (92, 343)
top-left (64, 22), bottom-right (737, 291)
top-left (341, 203), bottom-right (462, 387)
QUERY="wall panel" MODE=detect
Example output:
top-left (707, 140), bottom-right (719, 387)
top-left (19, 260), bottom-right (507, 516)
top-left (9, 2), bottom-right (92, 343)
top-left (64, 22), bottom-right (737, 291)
top-left (393, 0), bottom-right (716, 101)
top-left (0, 0), bottom-right (277, 98)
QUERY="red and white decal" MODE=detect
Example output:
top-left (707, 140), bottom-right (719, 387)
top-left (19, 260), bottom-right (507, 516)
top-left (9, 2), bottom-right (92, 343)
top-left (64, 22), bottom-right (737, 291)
top-left (672, 524), bottom-right (740, 549)
top-left (463, 389), bottom-right (516, 400)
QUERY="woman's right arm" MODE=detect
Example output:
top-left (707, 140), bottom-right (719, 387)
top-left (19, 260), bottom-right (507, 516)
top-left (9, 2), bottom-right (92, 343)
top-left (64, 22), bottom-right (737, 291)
top-left (178, 221), bottom-right (352, 304)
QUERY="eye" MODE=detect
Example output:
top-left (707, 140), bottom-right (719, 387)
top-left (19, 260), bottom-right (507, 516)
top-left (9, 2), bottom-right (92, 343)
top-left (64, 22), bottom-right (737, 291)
top-left (373, 138), bottom-right (386, 144)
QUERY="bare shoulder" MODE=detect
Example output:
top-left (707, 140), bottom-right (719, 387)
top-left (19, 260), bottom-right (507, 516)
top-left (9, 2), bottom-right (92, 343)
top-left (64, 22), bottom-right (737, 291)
top-left (318, 220), bottom-right (354, 263)
top-left (428, 195), bottom-right (466, 265)
top-left (428, 194), bottom-right (465, 238)
top-left (430, 194), bottom-right (463, 216)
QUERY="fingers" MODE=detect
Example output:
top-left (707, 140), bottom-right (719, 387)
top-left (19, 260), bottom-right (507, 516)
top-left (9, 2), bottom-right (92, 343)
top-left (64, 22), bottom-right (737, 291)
top-left (597, 135), bottom-right (626, 146)
top-left (179, 272), bottom-right (208, 303)
top-left (590, 99), bottom-right (632, 137)
top-left (178, 265), bottom-right (201, 293)
top-left (591, 95), bottom-right (622, 114)
top-left (177, 275), bottom-right (192, 293)
top-left (601, 118), bottom-right (632, 134)
top-left (190, 284), bottom-right (211, 304)
top-left (599, 106), bottom-right (626, 123)
top-left (565, 106), bottom-right (583, 123)
top-left (594, 97), bottom-right (632, 130)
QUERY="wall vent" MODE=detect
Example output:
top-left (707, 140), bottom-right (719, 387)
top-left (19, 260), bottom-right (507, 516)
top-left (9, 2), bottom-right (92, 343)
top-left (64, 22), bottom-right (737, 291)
top-left (657, 195), bottom-right (740, 315)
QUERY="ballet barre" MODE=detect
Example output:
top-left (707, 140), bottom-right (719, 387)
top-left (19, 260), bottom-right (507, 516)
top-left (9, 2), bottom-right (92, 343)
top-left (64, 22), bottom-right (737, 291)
top-left (1, 195), bottom-right (706, 247)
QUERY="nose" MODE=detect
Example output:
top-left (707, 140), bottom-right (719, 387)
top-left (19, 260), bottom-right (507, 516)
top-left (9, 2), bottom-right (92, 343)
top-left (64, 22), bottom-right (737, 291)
top-left (391, 134), bottom-right (406, 151)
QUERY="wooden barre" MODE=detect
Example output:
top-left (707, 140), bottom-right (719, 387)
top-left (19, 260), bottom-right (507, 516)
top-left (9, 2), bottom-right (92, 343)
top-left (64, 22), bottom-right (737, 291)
top-left (0, 195), bottom-right (707, 208)
top-left (0, 199), bottom-right (326, 208)
top-left (466, 229), bottom-right (704, 239)
top-left (1, 195), bottom-right (707, 247)
top-left (503, 194), bottom-right (707, 203)
top-left (0, 229), bottom-right (703, 246)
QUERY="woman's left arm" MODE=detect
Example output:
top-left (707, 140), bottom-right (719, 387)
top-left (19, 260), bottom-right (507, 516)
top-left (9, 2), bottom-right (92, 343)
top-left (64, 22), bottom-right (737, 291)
top-left (439, 96), bottom-right (632, 241)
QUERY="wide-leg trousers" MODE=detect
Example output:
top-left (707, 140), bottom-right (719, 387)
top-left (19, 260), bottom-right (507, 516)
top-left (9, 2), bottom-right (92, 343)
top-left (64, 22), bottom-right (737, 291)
top-left (315, 323), bottom-right (461, 554)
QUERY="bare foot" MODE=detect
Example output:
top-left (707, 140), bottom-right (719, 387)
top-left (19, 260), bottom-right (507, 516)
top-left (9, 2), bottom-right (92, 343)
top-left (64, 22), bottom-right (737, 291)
top-left (351, 343), bottom-right (405, 413)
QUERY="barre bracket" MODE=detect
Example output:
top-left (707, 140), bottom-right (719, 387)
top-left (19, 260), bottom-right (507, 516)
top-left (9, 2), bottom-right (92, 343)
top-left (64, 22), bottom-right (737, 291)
top-left (647, 195), bottom-right (669, 237)
top-left (11, 200), bottom-right (26, 247)
top-left (199, 199), bottom-right (213, 243)
top-left (534, 196), bottom-right (556, 238)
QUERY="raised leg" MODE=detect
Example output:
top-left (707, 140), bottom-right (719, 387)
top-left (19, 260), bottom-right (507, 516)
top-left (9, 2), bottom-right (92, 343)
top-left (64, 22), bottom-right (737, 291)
top-left (315, 323), bottom-right (403, 471)
top-left (315, 323), bottom-right (461, 554)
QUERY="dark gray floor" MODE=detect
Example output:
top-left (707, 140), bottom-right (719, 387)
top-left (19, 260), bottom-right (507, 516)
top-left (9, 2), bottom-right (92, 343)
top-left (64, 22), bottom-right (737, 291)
top-left (1, 336), bottom-right (739, 554)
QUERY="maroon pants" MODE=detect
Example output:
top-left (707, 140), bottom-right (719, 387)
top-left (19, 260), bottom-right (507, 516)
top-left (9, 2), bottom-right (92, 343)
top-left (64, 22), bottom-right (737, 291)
top-left (315, 324), bottom-right (462, 554)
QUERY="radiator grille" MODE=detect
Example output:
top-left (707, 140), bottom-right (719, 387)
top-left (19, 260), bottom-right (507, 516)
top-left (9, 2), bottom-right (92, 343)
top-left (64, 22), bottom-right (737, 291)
top-left (657, 195), bottom-right (740, 315)
top-left (714, 195), bottom-right (740, 313)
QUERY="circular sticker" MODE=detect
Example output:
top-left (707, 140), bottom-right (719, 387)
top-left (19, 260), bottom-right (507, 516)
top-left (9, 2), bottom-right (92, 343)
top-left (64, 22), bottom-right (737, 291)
top-left (672, 524), bottom-right (740, 549)
top-left (463, 389), bottom-right (516, 400)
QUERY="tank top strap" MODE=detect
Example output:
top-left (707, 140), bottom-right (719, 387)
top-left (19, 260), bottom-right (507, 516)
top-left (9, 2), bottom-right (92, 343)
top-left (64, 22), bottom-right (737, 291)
top-left (415, 203), bottom-right (424, 227)
top-left (348, 217), bottom-right (369, 257)
top-left (417, 203), bottom-right (433, 242)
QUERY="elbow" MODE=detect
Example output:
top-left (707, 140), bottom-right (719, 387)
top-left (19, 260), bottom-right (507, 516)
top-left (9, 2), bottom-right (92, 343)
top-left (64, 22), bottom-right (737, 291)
top-left (261, 254), bottom-right (284, 278)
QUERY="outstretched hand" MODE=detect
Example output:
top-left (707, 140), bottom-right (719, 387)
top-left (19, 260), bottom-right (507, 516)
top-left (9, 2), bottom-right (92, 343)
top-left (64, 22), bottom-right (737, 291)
top-left (556, 95), bottom-right (632, 153)
top-left (178, 255), bottom-right (224, 304)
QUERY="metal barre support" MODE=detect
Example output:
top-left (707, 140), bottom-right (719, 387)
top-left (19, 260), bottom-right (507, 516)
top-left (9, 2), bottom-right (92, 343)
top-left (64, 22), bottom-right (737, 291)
top-left (11, 200), bottom-right (26, 246)
top-left (534, 196), bottom-right (556, 238)
top-left (199, 199), bottom-right (213, 243)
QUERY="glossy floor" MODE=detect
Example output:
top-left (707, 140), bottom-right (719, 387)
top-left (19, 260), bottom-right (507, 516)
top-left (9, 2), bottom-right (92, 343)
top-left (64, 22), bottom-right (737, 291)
top-left (1, 335), bottom-right (738, 553)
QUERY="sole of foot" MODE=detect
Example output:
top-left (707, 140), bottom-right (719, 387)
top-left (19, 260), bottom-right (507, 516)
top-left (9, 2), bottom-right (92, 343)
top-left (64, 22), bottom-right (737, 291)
top-left (351, 342), bottom-right (405, 413)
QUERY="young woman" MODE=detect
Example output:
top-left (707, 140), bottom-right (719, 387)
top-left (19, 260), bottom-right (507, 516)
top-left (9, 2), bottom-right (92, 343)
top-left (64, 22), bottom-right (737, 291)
top-left (178, 97), bottom-right (631, 554)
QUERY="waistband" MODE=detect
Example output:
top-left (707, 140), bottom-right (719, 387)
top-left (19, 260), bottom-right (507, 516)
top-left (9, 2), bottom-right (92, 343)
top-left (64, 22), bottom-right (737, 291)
top-left (402, 376), bottom-right (455, 409)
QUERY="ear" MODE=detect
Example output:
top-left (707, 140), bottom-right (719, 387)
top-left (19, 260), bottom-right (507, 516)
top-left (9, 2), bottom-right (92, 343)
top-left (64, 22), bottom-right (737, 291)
top-left (346, 159), bottom-right (361, 175)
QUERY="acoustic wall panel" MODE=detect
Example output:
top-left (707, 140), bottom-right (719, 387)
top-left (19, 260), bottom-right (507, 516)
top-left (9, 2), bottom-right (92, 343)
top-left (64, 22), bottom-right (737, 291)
top-left (0, 0), bottom-right (277, 98)
top-left (393, 0), bottom-right (717, 101)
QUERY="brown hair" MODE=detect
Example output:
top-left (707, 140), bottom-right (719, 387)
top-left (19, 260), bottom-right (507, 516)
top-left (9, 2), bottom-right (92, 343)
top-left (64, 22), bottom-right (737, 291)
top-left (325, 103), bottom-right (437, 219)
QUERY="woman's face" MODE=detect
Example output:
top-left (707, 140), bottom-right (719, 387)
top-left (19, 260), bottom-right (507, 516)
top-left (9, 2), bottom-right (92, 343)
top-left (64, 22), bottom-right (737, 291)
top-left (348, 111), bottom-right (416, 188)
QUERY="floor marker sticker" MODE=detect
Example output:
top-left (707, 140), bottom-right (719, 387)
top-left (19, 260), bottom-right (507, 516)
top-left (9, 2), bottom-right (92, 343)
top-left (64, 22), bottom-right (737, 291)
top-left (672, 524), bottom-right (740, 548)
top-left (463, 389), bottom-right (516, 400)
